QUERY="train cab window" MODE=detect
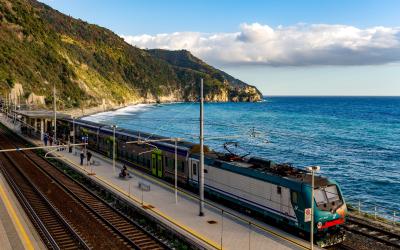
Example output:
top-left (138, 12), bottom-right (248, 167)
top-left (314, 188), bottom-right (327, 205)
top-left (180, 161), bottom-right (185, 173)
top-left (277, 186), bottom-right (282, 195)
top-left (192, 163), bottom-right (197, 175)
top-left (325, 185), bottom-right (340, 203)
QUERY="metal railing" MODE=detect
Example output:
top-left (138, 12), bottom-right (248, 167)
top-left (346, 197), bottom-right (399, 226)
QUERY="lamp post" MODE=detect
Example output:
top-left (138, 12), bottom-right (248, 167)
top-left (112, 124), bottom-right (117, 174)
top-left (199, 78), bottom-right (205, 216)
top-left (72, 116), bottom-right (76, 155)
top-left (174, 138), bottom-right (178, 204)
top-left (53, 84), bottom-right (57, 143)
top-left (305, 165), bottom-right (320, 250)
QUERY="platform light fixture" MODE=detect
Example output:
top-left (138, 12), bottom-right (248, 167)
top-left (305, 165), bottom-right (320, 250)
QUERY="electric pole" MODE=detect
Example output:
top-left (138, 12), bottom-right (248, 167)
top-left (53, 84), bottom-right (57, 142)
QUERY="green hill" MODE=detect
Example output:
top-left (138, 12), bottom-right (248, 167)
top-left (0, 0), bottom-right (262, 110)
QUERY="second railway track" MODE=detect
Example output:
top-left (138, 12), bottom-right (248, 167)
top-left (0, 126), bottom-right (168, 250)
top-left (343, 216), bottom-right (400, 249)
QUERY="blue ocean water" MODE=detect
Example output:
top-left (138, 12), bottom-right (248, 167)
top-left (84, 97), bottom-right (400, 215)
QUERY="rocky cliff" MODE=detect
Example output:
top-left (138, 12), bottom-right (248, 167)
top-left (0, 0), bottom-right (263, 109)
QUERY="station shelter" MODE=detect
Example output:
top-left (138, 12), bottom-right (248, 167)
top-left (14, 110), bottom-right (71, 141)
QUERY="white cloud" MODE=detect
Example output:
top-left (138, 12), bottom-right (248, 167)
top-left (121, 23), bottom-right (400, 66)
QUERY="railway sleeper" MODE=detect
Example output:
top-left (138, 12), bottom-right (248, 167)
top-left (115, 225), bottom-right (135, 231)
top-left (140, 243), bottom-right (164, 249)
top-left (132, 236), bottom-right (152, 242)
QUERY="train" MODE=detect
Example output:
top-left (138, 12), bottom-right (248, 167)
top-left (57, 118), bottom-right (347, 247)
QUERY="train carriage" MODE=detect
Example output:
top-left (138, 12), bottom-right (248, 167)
top-left (59, 118), bottom-right (347, 247)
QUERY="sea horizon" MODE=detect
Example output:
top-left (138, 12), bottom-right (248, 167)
top-left (265, 95), bottom-right (400, 97)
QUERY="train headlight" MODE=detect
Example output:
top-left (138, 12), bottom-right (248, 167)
top-left (317, 222), bottom-right (323, 229)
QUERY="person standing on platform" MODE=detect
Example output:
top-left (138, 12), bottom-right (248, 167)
top-left (43, 133), bottom-right (48, 146)
top-left (49, 136), bottom-right (53, 146)
top-left (86, 151), bottom-right (92, 165)
top-left (80, 149), bottom-right (85, 165)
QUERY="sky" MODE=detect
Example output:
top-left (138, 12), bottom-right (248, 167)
top-left (39, 0), bottom-right (400, 96)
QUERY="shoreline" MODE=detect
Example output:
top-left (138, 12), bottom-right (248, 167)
top-left (63, 99), bottom-right (265, 119)
top-left (63, 101), bottom-right (160, 119)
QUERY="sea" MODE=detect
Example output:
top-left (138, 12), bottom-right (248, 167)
top-left (84, 96), bottom-right (400, 217)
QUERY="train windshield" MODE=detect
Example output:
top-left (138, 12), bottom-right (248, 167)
top-left (325, 185), bottom-right (340, 203)
top-left (314, 185), bottom-right (342, 211)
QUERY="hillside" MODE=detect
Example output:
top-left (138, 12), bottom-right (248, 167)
top-left (0, 0), bottom-right (262, 110)
top-left (148, 49), bottom-right (263, 101)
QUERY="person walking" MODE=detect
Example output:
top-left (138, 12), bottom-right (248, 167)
top-left (49, 136), bottom-right (53, 147)
top-left (86, 151), bottom-right (92, 165)
top-left (43, 133), bottom-right (48, 146)
top-left (80, 149), bottom-right (85, 165)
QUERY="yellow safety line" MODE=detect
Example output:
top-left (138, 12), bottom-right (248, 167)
top-left (0, 180), bottom-right (34, 250)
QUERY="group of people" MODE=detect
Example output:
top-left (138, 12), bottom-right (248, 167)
top-left (80, 149), bottom-right (92, 166)
top-left (43, 132), bottom-right (54, 146)
top-left (44, 132), bottom-right (131, 178)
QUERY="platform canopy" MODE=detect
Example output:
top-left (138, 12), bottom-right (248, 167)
top-left (15, 110), bottom-right (71, 119)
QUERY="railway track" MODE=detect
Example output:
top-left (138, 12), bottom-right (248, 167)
top-left (0, 150), bottom-right (88, 250)
top-left (0, 126), bottom-right (168, 249)
top-left (343, 216), bottom-right (400, 249)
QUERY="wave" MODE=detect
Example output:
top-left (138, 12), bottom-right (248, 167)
top-left (83, 104), bottom-right (155, 121)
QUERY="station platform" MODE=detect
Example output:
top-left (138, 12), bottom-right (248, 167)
top-left (0, 172), bottom-right (46, 250)
top-left (0, 113), bottom-right (318, 250)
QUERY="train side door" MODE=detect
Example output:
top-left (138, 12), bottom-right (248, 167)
top-left (281, 187), bottom-right (290, 215)
top-left (190, 159), bottom-right (199, 182)
top-left (151, 153), bottom-right (157, 176)
top-left (151, 150), bottom-right (163, 178)
top-left (157, 154), bottom-right (163, 178)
